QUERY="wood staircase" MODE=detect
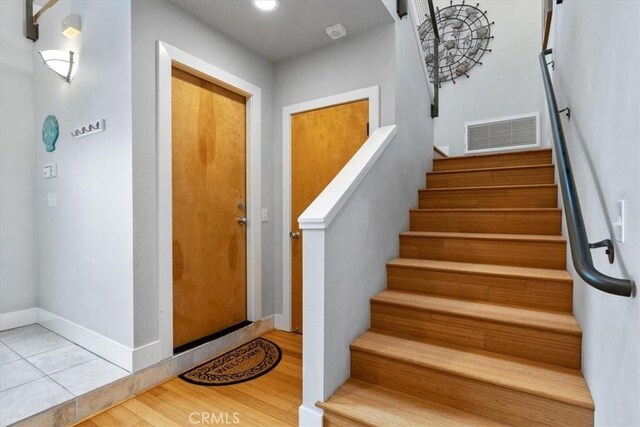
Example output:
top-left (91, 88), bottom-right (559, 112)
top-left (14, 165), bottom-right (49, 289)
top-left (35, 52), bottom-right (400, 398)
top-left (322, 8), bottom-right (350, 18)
top-left (317, 148), bottom-right (594, 426)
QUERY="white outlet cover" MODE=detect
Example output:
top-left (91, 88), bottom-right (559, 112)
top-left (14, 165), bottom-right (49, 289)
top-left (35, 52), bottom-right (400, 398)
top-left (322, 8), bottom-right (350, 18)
top-left (47, 192), bottom-right (57, 207)
top-left (261, 208), bottom-right (269, 222)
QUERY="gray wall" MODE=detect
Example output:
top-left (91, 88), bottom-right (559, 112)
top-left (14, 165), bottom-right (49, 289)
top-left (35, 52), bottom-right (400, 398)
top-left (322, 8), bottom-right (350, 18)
top-left (430, 0), bottom-right (546, 155)
top-left (0, 0), bottom-right (37, 315)
top-left (551, 2), bottom-right (640, 425)
top-left (323, 13), bottom-right (433, 396)
top-left (33, 1), bottom-right (134, 346)
top-left (131, 0), bottom-right (276, 347)
top-left (272, 23), bottom-right (397, 314)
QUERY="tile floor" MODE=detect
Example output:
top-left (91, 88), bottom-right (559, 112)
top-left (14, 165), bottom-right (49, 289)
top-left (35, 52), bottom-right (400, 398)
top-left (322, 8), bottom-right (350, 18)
top-left (0, 324), bottom-right (129, 426)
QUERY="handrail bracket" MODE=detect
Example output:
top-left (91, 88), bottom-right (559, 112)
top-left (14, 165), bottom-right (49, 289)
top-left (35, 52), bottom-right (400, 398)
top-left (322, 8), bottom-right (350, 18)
top-left (558, 107), bottom-right (571, 120)
top-left (589, 239), bottom-right (615, 264)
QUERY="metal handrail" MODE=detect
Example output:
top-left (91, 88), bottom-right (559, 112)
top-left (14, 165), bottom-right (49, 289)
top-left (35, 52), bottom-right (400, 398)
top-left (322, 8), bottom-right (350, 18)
top-left (427, 0), bottom-right (439, 118)
top-left (539, 49), bottom-right (633, 297)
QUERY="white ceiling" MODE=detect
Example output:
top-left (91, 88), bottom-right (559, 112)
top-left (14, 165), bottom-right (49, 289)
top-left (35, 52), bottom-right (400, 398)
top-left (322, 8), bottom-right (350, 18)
top-left (169, 0), bottom-right (394, 62)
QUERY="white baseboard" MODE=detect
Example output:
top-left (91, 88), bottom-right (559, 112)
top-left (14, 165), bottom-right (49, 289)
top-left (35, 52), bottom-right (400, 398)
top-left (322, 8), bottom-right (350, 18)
top-left (0, 308), bottom-right (39, 331)
top-left (38, 309), bottom-right (163, 373)
top-left (436, 145), bottom-right (450, 156)
top-left (3, 308), bottom-right (272, 374)
top-left (299, 404), bottom-right (323, 427)
top-left (132, 340), bottom-right (162, 372)
top-left (274, 314), bottom-right (288, 331)
top-left (38, 309), bottom-right (135, 372)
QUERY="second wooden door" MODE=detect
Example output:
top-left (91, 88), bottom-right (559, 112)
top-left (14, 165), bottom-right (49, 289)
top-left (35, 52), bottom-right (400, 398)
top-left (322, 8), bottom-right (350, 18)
top-left (172, 66), bottom-right (247, 349)
top-left (290, 99), bottom-right (369, 333)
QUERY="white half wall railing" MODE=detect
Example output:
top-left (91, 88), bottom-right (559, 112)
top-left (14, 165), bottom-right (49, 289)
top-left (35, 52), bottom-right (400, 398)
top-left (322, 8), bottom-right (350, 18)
top-left (297, 125), bottom-right (398, 426)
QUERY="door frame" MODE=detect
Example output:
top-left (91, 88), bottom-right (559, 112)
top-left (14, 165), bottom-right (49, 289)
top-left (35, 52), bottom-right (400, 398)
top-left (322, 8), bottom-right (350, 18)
top-left (157, 41), bottom-right (262, 360)
top-left (279, 86), bottom-right (380, 332)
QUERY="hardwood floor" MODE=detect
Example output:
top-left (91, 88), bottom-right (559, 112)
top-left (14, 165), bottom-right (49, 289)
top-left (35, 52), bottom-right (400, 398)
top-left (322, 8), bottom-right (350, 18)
top-left (76, 331), bottom-right (301, 427)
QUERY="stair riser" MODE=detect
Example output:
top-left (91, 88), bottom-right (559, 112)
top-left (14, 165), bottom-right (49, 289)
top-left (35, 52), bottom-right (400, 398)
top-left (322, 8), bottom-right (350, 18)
top-left (410, 210), bottom-right (561, 235)
top-left (371, 303), bottom-right (581, 369)
top-left (419, 186), bottom-right (558, 209)
top-left (399, 235), bottom-right (566, 269)
top-left (387, 265), bottom-right (573, 312)
top-left (351, 351), bottom-right (593, 426)
top-left (433, 150), bottom-right (553, 172)
top-left (427, 166), bottom-right (555, 189)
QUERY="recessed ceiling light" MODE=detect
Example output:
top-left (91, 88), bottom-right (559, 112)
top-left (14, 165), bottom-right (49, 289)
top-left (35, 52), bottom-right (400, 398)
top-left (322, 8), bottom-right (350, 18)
top-left (252, 0), bottom-right (279, 11)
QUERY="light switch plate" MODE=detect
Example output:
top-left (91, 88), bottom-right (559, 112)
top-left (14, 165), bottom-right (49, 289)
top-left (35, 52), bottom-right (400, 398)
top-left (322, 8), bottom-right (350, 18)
top-left (261, 208), bottom-right (269, 223)
top-left (43, 162), bottom-right (57, 179)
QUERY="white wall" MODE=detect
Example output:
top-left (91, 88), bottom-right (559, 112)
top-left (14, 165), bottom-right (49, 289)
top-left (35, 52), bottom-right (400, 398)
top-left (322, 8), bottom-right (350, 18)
top-left (298, 9), bottom-right (435, 424)
top-left (272, 23), bottom-right (396, 315)
top-left (33, 1), bottom-right (134, 347)
top-left (323, 8), bottom-right (433, 397)
top-left (131, 0), bottom-right (276, 347)
top-left (0, 0), bottom-right (37, 315)
top-left (550, 2), bottom-right (640, 425)
top-left (429, 0), bottom-right (545, 155)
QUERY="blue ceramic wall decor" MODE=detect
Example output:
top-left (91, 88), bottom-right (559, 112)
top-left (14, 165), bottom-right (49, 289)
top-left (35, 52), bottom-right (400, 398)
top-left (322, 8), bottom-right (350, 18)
top-left (42, 115), bottom-right (59, 152)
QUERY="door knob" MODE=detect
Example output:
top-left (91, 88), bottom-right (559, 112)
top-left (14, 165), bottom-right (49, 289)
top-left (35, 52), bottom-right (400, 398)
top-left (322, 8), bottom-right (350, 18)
top-left (237, 217), bottom-right (247, 225)
top-left (290, 231), bottom-right (301, 239)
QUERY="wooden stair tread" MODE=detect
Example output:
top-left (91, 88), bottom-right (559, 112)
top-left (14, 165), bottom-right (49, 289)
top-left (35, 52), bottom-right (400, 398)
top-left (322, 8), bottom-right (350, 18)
top-left (410, 207), bottom-right (561, 213)
top-left (420, 183), bottom-right (557, 192)
top-left (351, 331), bottom-right (594, 410)
top-left (427, 164), bottom-right (553, 175)
top-left (372, 290), bottom-right (581, 335)
top-left (400, 230), bottom-right (566, 243)
top-left (387, 258), bottom-right (572, 282)
top-left (318, 379), bottom-right (507, 426)
top-left (433, 149), bottom-right (553, 172)
top-left (436, 148), bottom-right (551, 162)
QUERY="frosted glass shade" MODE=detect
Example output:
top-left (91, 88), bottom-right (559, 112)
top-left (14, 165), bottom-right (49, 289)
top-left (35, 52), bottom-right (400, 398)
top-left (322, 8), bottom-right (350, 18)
top-left (39, 50), bottom-right (75, 82)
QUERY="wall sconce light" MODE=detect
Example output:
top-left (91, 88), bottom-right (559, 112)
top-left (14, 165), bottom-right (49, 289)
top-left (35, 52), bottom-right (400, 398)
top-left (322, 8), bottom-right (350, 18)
top-left (61, 14), bottom-right (81, 39)
top-left (38, 50), bottom-right (75, 83)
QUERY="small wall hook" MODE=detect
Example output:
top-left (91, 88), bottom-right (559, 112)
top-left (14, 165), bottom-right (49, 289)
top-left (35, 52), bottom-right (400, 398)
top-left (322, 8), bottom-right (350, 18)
top-left (71, 119), bottom-right (105, 138)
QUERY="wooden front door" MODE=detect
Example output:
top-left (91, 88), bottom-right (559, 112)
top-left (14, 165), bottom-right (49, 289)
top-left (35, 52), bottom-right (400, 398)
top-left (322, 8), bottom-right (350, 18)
top-left (290, 99), bottom-right (369, 333)
top-left (172, 66), bottom-right (247, 349)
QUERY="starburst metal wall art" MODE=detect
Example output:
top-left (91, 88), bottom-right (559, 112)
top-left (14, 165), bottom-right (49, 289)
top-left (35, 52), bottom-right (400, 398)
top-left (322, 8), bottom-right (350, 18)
top-left (419, 1), bottom-right (494, 84)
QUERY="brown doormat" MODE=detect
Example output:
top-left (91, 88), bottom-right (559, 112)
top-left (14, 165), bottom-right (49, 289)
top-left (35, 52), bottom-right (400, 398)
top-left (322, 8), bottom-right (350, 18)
top-left (179, 337), bottom-right (282, 386)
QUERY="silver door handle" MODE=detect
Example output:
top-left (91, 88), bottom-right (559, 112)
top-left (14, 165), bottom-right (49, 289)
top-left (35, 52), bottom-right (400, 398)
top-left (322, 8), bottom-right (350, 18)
top-left (237, 217), bottom-right (247, 225)
top-left (290, 231), bottom-right (301, 239)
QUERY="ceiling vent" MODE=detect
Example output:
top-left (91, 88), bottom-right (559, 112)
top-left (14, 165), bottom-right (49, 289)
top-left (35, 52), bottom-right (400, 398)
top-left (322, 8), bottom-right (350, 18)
top-left (464, 113), bottom-right (540, 154)
top-left (326, 23), bottom-right (347, 40)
